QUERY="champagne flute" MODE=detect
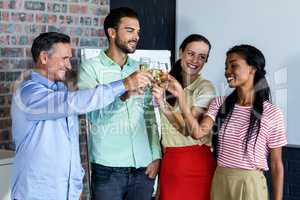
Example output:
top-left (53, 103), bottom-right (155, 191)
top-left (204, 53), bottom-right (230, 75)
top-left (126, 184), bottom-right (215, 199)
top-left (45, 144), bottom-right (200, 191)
top-left (137, 57), bottom-right (151, 108)
top-left (138, 57), bottom-right (151, 92)
top-left (150, 61), bottom-right (162, 84)
top-left (139, 57), bottom-right (151, 71)
top-left (150, 61), bottom-right (169, 87)
top-left (149, 61), bottom-right (165, 107)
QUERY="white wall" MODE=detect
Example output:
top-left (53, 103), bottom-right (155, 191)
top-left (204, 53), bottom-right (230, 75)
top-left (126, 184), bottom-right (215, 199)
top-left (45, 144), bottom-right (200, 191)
top-left (176, 0), bottom-right (300, 145)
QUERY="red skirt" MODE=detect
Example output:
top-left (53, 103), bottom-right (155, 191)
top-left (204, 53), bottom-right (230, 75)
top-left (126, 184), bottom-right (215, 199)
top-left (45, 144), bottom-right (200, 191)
top-left (159, 145), bottom-right (216, 200)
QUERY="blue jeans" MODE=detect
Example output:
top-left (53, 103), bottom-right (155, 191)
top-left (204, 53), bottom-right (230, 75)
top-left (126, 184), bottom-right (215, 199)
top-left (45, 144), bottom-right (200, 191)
top-left (91, 163), bottom-right (155, 200)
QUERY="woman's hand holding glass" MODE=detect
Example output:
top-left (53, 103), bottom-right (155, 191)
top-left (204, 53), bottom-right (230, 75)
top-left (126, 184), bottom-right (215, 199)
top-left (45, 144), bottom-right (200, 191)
top-left (164, 75), bottom-right (184, 98)
top-left (151, 74), bottom-right (184, 108)
top-left (151, 83), bottom-right (166, 106)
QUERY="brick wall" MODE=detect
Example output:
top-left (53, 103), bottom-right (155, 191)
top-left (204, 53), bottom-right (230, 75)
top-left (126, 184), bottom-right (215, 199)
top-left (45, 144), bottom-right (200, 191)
top-left (0, 0), bottom-right (110, 199)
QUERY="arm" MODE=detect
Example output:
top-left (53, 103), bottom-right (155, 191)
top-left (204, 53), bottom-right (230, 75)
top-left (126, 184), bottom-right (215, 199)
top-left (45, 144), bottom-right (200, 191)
top-left (177, 92), bottom-right (214, 139)
top-left (267, 106), bottom-right (287, 200)
top-left (175, 78), bottom-right (216, 139)
top-left (270, 147), bottom-right (284, 200)
top-left (158, 99), bottom-right (207, 135)
top-left (78, 59), bottom-right (153, 123)
top-left (18, 63), bottom-right (153, 121)
top-left (153, 77), bottom-right (214, 139)
top-left (78, 58), bottom-right (152, 91)
top-left (158, 99), bottom-right (186, 133)
top-left (152, 83), bottom-right (187, 134)
top-left (17, 80), bottom-right (125, 121)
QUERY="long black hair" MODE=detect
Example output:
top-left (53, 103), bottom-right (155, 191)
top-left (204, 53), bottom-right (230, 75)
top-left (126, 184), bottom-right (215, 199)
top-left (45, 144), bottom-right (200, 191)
top-left (212, 44), bottom-right (271, 159)
top-left (166, 34), bottom-right (211, 106)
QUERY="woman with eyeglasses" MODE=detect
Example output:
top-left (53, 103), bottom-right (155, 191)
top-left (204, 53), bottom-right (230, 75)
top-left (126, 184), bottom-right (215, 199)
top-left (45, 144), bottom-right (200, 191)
top-left (156, 44), bottom-right (287, 200)
top-left (153, 34), bottom-right (216, 200)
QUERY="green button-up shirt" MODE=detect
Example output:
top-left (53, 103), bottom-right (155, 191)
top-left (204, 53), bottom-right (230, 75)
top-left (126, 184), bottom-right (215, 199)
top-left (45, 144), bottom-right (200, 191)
top-left (78, 50), bottom-right (161, 168)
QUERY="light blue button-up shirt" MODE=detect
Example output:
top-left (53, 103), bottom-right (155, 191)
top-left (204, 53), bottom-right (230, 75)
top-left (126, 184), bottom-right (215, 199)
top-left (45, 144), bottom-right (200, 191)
top-left (11, 71), bottom-right (125, 200)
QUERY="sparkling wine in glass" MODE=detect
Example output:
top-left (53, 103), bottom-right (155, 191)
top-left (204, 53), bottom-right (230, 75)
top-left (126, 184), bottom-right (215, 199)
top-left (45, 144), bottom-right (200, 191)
top-left (139, 57), bottom-right (151, 71)
top-left (150, 61), bottom-right (169, 87)
top-left (149, 61), bottom-right (161, 83)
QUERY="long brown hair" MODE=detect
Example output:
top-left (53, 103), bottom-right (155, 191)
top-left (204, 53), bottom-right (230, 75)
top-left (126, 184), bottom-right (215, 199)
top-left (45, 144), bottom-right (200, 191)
top-left (166, 34), bottom-right (211, 106)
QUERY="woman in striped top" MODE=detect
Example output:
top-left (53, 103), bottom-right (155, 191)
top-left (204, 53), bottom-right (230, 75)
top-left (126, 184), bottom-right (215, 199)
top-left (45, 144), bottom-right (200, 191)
top-left (159, 44), bottom-right (287, 200)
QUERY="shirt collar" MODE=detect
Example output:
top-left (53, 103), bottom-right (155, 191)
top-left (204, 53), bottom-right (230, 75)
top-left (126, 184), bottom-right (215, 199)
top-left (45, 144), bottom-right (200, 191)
top-left (185, 74), bottom-right (204, 91)
top-left (31, 71), bottom-right (66, 91)
top-left (98, 49), bottom-right (136, 68)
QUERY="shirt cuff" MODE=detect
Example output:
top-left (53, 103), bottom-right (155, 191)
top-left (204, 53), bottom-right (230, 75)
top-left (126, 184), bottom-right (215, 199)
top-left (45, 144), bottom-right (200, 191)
top-left (205, 113), bottom-right (216, 122)
top-left (152, 148), bottom-right (162, 160)
top-left (109, 80), bottom-right (126, 97)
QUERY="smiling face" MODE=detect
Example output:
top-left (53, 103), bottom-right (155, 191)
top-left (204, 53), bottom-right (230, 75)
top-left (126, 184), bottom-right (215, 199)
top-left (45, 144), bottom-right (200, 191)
top-left (180, 41), bottom-right (209, 79)
top-left (38, 42), bottom-right (72, 81)
top-left (113, 17), bottom-right (140, 54)
top-left (225, 53), bottom-right (256, 88)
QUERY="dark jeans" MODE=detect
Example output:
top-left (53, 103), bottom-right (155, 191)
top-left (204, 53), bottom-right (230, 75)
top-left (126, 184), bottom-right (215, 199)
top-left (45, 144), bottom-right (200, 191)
top-left (91, 163), bottom-right (155, 200)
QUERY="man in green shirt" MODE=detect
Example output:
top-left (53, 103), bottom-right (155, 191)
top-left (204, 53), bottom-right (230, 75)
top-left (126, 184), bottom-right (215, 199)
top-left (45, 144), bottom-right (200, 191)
top-left (78, 7), bottom-right (161, 200)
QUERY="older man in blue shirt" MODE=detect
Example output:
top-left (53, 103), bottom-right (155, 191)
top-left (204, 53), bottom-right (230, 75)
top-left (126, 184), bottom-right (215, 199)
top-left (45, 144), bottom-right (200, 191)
top-left (10, 32), bottom-right (153, 200)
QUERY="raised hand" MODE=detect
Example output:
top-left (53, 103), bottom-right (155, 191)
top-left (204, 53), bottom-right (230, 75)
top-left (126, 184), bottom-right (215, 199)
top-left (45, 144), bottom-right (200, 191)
top-left (152, 83), bottom-right (165, 105)
top-left (123, 71), bottom-right (153, 91)
top-left (157, 71), bottom-right (169, 88)
top-left (166, 75), bottom-right (184, 98)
